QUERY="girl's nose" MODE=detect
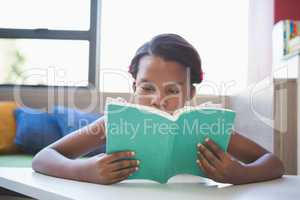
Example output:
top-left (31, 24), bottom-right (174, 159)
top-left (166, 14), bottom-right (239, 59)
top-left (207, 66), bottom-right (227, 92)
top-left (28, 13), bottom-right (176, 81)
top-left (150, 94), bottom-right (166, 109)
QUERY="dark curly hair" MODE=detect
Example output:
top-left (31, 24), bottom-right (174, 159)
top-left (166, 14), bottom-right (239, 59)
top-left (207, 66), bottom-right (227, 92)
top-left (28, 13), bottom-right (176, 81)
top-left (128, 33), bottom-right (203, 84)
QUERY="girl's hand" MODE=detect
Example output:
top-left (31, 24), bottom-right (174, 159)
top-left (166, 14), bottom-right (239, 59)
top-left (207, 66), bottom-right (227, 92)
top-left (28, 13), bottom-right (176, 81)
top-left (196, 138), bottom-right (247, 185)
top-left (77, 151), bottom-right (139, 185)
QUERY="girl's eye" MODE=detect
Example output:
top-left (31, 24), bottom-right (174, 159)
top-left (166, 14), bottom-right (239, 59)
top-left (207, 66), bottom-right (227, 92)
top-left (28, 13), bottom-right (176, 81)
top-left (141, 86), bottom-right (155, 92)
top-left (167, 88), bottom-right (180, 94)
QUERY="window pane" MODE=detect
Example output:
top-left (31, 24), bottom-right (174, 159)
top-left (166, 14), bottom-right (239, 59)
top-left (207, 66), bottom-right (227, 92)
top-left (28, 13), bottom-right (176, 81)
top-left (0, 0), bottom-right (90, 30)
top-left (0, 39), bottom-right (89, 86)
top-left (100, 0), bottom-right (249, 95)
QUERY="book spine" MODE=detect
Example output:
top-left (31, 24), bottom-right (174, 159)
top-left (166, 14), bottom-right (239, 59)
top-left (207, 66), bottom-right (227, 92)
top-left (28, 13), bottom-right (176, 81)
top-left (293, 21), bottom-right (298, 38)
top-left (297, 21), bottom-right (300, 36)
top-left (290, 20), bottom-right (295, 39)
top-left (283, 20), bottom-right (288, 55)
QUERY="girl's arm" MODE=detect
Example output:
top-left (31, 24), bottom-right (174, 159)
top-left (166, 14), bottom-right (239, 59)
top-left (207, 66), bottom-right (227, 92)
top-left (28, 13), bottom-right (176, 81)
top-left (228, 132), bottom-right (285, 183)
top-left (196, 132), bottom-right (285, 185)
top-left (32, 117), bottom-right (139, 184)
top-left (32, 117), bottom-right (105, 178)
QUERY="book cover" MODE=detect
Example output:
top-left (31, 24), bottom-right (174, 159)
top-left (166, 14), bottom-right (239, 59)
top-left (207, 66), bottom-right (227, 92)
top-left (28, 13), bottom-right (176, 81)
top-left (105, 97), bottom-right (236, 183)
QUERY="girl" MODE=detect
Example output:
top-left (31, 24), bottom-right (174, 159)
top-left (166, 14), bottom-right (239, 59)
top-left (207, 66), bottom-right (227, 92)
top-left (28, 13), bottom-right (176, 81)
top-left (32, 34), bottom-right (284, 185)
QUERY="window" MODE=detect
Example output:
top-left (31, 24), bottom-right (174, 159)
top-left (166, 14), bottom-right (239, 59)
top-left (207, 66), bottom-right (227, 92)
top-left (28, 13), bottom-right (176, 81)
top-left (0, 0), bottom-right (101, 87)
top-left (100, 0), bottom-right (249, 95)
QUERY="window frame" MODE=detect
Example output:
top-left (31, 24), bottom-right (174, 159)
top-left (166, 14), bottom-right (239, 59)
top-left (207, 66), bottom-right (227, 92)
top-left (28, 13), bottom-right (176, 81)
top-left (0, 0), bottom-right (101, 89)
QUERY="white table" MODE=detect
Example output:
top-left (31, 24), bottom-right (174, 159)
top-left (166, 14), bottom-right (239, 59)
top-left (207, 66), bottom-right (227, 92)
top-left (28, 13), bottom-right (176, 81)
top-left (0, 167), bottom-right (299, 200)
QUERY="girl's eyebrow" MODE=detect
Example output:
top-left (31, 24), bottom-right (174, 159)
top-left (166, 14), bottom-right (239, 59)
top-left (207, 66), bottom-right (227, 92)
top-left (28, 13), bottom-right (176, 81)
top-left (140, 78), bottom-right (153, 83)
top-left (164, 81), bottom-right (184, 86)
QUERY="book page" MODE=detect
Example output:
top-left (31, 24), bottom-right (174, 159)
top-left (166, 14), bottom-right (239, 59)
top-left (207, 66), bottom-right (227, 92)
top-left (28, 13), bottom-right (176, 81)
top-left (105, 103), bottom-right (174, 183)
top-left (169, 109), bottom-right (235, 180)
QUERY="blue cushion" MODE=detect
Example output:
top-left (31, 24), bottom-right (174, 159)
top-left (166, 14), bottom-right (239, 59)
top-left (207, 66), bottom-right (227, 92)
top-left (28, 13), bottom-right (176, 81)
top-left (14, 108), bottom-right (61, 154)
top-left (52, 106), bottom-right (105, 156)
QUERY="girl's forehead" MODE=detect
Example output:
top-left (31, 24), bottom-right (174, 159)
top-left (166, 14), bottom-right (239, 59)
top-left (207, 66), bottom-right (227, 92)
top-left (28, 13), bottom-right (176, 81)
top-left (137, 55), bottom-right (188, 83)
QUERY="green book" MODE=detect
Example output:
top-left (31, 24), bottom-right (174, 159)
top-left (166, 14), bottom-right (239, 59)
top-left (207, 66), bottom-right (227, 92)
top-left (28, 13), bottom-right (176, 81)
top-left (105, 98), bottom-right (236, 184)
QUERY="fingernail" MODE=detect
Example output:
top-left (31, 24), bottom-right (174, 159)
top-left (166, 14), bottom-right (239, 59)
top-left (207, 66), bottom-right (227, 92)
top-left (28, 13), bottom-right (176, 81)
top-left (137, 160), bottom-right (140, 165)
top-left (197, 151), bottom-right (200, 155)
top-left (196, 159), bottom-right (200, 163)
top-left (135, 167), bottom-right (139, 171)
top-left (197, 143), bottom-right (201, 148)
top-left (131, 152), bottom-right (135, 156)
top-left (205, 138), bottom-right (210, 142)
top-left (198, 162), bottom-right (202, 168)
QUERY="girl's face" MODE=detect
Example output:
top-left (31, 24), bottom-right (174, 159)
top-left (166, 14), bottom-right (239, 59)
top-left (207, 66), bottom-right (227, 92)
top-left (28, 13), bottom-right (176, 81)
top-left (133, 55), bottom-right (195, 114)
